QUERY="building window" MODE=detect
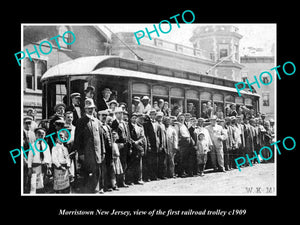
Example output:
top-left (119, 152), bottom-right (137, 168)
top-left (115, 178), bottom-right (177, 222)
top-left (262, 75), bottom-right (270, 84)
top-left (219, 44), bottom-right (229, 59)
top-left (262, 92), bottom-right (270, 106)
top-left (24, 58), bottom-right (34, 90)
top-left (155, 39), bottom-right (163, 47)
top-left (26, 74), bottom-right (34, 89)
top-left (36, 60), bottom-right (47, 90)
top-left (24, 57), bottom-right (47, 91)
top-left (57, 26), bottom-right (71, 49)
top-left (176, 45), bottom-right (183, 52)
top-left (234, 44), bottom-right (239, 61)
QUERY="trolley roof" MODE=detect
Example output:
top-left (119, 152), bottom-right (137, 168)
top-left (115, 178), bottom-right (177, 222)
top-left (41, 55), bottom-right (260, 97)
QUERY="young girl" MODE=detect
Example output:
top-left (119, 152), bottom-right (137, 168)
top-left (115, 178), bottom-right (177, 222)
top-left (51, 131), bottom-right (71, 193)
top-left (111, 131), bottom-right (124, 190)
top-left (195, 132), bottom-right (210, 176)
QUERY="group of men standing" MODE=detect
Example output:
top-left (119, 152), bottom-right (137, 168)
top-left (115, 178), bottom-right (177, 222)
top-left (23, 87), bottom-right (275, 194)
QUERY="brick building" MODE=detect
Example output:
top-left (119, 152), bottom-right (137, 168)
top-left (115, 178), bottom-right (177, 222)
top-left (240, 56), bottom-right (275, 119)
top-left (23, 25), bottom-right (110, 121)
top-left (111, 25), bottom-right (244, 81)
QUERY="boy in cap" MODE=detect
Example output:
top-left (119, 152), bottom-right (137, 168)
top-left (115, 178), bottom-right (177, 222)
top-left (111, 131), bottom-right (124, 189)
top-left (27, 127), bottom-right (52, 193)
top-left (51, 131), bottom-right (71, 193)
top-left (195, 131), bottom-right (210, 176)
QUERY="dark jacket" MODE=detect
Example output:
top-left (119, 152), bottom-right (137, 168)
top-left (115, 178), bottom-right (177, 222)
top-left (98, 98), bottom-right (109, 111)
top-left (143, 116), bottom-right (158, 153)
top-left (74, 115), bottom-right (106, 173)
top-left (66, 104), bottom-right (83, 126)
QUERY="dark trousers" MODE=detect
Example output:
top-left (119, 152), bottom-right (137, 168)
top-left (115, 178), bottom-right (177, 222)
top-left (119, 146), bottom-right (129, 183)
top-left (104, 158), bottom-right (115, 189)
top-left (190, 148), bottom-right (198, 175)
top-left (82, 163), bottom-right (104, 193)
top-left (127, 155), bottom-right (143, 183)
top-left (229, 149), bottom-right (238, 169)
top-left (23, 164), bottom-right (30, 194)
top-left (142, 152), bottom-right (150, 181)
top-left (178, 139), bottom-right (192, 176)
top-left (148, 151), bottom-right (158, 180)
top-left (157, 151), bottom-right (167, 179)
top-left (223, 144), bottom-right (230, 170)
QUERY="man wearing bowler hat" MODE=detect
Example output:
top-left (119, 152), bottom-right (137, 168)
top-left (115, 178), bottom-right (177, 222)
top-left (74, 98), bottom-right (106, 193)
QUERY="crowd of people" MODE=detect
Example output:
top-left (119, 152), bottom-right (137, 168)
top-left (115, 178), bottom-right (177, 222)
top-left (23, 86), bottom-right (275, 194)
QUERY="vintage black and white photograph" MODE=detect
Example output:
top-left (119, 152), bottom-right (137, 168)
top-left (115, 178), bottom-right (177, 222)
top-left (21, 23), bottom-right (276, 195)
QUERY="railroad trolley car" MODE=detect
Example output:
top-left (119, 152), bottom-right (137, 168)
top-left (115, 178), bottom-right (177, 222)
top-left (41, 55), bottom-right (260, 119)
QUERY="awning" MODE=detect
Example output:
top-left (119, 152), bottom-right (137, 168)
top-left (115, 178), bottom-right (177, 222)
top-left (90, 67), bottom-right (260, 97)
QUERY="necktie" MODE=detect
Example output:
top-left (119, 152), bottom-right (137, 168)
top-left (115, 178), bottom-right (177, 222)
top-left (39, 141), bottom-right (44, 162)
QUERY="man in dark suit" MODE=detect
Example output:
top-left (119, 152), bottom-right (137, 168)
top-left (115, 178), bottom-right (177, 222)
top-left (111, 107), bottom-right (131, 187)
top-left (66, 93), bottom-right (82, 126)
top-left (74, 98), bottom-right (106, 194)
top-left (143, 109), bottom-right (159, 181)
top-left (98, 88), bottom-right (112, 111)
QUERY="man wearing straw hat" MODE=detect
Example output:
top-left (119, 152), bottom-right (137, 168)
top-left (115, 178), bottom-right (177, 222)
top-left (205, 115), bottom-right (227, 172)
top-left (74, 98), bottom-right (106, 194)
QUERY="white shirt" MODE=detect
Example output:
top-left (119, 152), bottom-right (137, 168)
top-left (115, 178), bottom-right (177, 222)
top-left (27, 140), bottom-right (51, 168)
top-left (194, 126), bottom-right (213, 147)
top-left (176, 122), bottom-right (190, 138)
top-left (51, 143), bottom-right (70, 168)
top-left (66, 123), bottom-right (75, 144)
top-left (139, 102), bottom-right (151, 114)
top-left (166, 126), bottom-right (178, 150)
